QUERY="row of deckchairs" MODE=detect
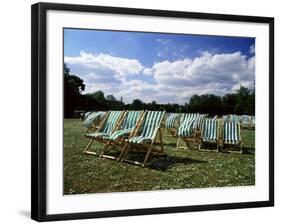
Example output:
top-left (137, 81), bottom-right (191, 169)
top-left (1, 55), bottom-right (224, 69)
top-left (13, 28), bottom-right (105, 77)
top-left (199, 119), bottom-right (242, 153)
top-left (223, 114), bottom-right (255, 129)
top-left (83, 110), bottom-right (165, 167)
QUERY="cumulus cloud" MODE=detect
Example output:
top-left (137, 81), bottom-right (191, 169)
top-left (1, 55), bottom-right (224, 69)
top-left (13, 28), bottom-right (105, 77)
top-left (249, 44), bottom-right (255, 54)
top-left (65, 50), bottom-right (255, 104)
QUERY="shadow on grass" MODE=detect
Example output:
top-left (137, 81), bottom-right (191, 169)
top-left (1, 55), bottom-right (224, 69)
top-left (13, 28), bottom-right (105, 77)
top-left (122, 152), bottom-right (207, 171)
top-left (242, 147), bottom-right (255, 155)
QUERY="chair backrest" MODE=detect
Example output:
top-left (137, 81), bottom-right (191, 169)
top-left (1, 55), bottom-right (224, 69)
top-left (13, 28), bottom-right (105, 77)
top-left (83, 111), bottom-right (105, 128)
top-left (177, 118), bottom-right (196, 137)
top-left (138, 111), bottom-right (165, 139)
top-left (202, 119), bottom-right (218, 141)
top-left (101, 111), bottom-right (123, 135)
top-left (223, 121), bottom-right (241, 144)
top-left (165, 113), bottom-right (179, 129)
top-left (193, 114), bottom-right (206, 130)
top-left (241, 115), bottom-right (250, 125)
top-left (121, 111), bottom-right (142, 130)
top-left (228, 114), bottom-right (239, 123)
top-left (251, 116), bottom-right (255, 125)
top-left (180, 113), bottom-right (198, 124)
top-left (84, 111), bottom-right (92, 120)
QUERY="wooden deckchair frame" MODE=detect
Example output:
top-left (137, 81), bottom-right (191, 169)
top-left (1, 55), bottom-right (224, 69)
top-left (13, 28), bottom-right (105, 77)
top-left (221, 121), bottom-right (243, 153)
top-left (198, 119), bottom-right (221, 153)
top-left (83, 110), bottom-right (127, 156)
top-left (99, 110), bottom-right (145, 160)
top-left (120, 111), bottom-right (166, 167)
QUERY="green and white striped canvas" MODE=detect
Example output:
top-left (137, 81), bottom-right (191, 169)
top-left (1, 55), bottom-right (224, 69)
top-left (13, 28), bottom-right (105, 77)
top-left (202, 119), bottom-right (218, 142)
top-left (83, 111), bottom-right (106, 128)
top-left (129, 111), bottom-right (164, 144)
top-left (108, 111), bottom-right (142, 140)
top-left (86, 111), bottom-right (123, 138)
top-left (165, 113), bottom-right (179, 129)
top-left (180, 113), bottom-right (198, 124)
top-left (223, 121), bottom-right (241, 144)
top-left (241, 115), bottom-right (250, 126)
top-left (177, 119), bottom-right (196, 137)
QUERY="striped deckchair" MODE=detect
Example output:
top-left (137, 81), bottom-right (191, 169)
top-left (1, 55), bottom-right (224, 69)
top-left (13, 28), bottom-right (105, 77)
top-left (164, 113), bottom-right (180, 136)
top-left (82, 111), bottom-right (106, 135)
top-left (241, 115), bottom-right (251, 129)
top-left (83, 110), bottom-right (125, 156)
top-left (250, 116), bottom-right (255, 129)
top-left (222, 121), bottom-right (242, 153)
top-left (83, 111), bottom-right (92, 120)
top-left (199, 119), bottom-right (220, 152)
top-left (176, 118), bottom-right (198, 150)
top-left (99, 110), bottom-right (144, 160)
top-left (120, 111), bottom-right (165, 167)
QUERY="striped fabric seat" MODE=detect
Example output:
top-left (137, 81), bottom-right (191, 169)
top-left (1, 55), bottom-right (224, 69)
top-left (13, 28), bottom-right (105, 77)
top-left (129, 111), bottom-right (164, 144)
top-left (83, 111), bottom-right (92, 120)
top-left (83, 111), bottom-right (105, 129)
top-left (202, 119), bottom-right (218, 142)
top-left (241, 115), bottom-right (250, 127)
top-left (229, 114), bottom-right (240, 123)
top-left (223, 121), bottom-right (241, 144)
top-left (108, 111), bottom-right (141, 140)
top-left (193, 114), bottom-right (206, 130)
top-left (177, 119), bottom-right (196, 137)
top-left (180, 113), bottom-right (198, 124)
top-left (86, 111), bottom-right (123, 139)
top-left (165, 113), bottom-right (179, 129)
top-left (251, 116), bottom-right (255, 127)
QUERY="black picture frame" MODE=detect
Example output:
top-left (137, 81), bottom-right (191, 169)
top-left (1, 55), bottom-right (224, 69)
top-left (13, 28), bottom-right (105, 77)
top-left (31, 2), bottom-right (274, 222)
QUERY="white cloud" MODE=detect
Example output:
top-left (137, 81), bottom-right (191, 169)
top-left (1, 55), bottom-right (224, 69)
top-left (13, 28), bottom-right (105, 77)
top-left (65, 50), bottom-right (255, 104)
top-left (65, 51), bottom-right (143, 79)
top-left (249, 44), bottom-right (255, 54)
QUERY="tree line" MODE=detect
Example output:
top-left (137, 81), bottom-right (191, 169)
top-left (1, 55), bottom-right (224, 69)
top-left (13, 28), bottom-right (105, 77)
top-left (64, 63), bottom-right (255, 118)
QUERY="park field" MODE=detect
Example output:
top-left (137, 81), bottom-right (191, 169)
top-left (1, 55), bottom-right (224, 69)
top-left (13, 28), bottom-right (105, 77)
top-left (64, 119), bottom-right (255, 195)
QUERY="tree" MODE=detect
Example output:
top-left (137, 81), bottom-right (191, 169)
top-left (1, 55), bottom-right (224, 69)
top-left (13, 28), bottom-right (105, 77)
top-left (64, 63), bottom-right (85, 117)
top-left (106, 94), bottom-right (117, 101)
top-left (130, 99), bottom-right (144, 110)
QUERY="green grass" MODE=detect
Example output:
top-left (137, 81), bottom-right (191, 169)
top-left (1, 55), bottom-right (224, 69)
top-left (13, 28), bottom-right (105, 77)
top-left (64, 119), bottom-right (255, 195)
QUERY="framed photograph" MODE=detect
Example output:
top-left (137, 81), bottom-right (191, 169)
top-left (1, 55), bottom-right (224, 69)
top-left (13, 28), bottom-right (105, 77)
top-left (31, 2), bottom-right (274, 222)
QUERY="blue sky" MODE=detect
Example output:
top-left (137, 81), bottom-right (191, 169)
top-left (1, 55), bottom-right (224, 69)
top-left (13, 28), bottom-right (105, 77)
top-left (64, 28), bottom-right (255, 104)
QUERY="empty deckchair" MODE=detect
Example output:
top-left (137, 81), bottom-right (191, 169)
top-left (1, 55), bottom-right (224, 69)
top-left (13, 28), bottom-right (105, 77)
top-left (120, 111), bottom-right (165, 167)
top-left (241, 115), bottom-right (251, 129)
top-left (199, 119), bottom-right (220, 152)
top-left (222, 121), bottom-right (242, 153)
top-left (83, 110), bottom-right (125, 156)
top-left (82, 111), bottom-right (106, 135)
top-left (250, 116), bottom-right (255, 129)
top-left (99, 110), bottom-right (144, 160)
top-left (176, 118), bottom-right (198, 150)
top-left (164, 113), bottom-right (180, 136)
top-left (83, 111), bottom-right (92, 120)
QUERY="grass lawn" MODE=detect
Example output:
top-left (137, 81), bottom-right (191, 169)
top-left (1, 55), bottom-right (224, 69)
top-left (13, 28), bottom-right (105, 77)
top-left (64, 119), bottom-right (255, 195)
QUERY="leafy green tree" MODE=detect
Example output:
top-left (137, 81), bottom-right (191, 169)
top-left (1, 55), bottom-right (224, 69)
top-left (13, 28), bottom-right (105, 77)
top-left (64, 63), bottom-right (85, 117)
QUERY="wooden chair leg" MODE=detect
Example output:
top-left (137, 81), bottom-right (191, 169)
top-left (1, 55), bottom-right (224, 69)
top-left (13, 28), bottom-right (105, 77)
top-left (158, 128), bottom-right (164, 152)
top-left (99, 141), bottom-right (111, 157)
top-left (120, 144), bottom-right (131, 162)
top-left (83, 138), bottom-right (93, 153)
top-left (142, 144), bottom-right (153, 167)
top-left (176, 137), bottom-right (180, 150)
